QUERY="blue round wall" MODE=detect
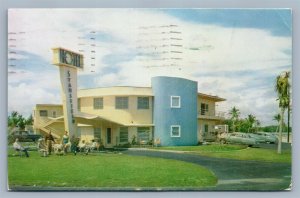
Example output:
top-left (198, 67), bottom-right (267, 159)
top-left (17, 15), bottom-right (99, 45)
top-left (152, 76), bottom-right (198, 146)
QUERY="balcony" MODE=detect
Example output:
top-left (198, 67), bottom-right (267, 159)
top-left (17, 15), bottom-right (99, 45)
top-left (198, 110), bottom-right (226, 120)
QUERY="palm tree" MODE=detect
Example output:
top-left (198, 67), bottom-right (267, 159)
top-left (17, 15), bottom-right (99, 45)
top-left (246, 114), bottom-right (256, 133)
top-left (275, 71), bottom-right (290, 154)
top-left (229, 106), bottom-right (240, 132)
top-left (254, 119), bottom-right (261, 132)
top-left (273, 114), bottom-right (281, 133)
top-left (8, 111), bottom-right (20, 131)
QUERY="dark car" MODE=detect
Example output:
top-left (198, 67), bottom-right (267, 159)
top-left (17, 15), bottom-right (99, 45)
top-left (11, 130), bottom-right (42, 142)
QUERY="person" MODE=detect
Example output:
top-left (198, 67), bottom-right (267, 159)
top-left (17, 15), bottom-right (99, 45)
top-left (70, 135), bottom-right (79, 155)
top-left (45, 131), bottom-right (55, 155)
top-left (62, 131), bottom-right (70, 154)
top-left (37, 137), bottom-right (48, 157)
top-left (13, 138), bottom-right (29, 157)
top-left (78, 139), bottom-right (90, 155)
top-left (91, 139), bottom-right (100, 151)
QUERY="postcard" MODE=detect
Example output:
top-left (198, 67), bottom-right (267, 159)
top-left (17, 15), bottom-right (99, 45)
top-left (7, 8), bottom-right (292, 191)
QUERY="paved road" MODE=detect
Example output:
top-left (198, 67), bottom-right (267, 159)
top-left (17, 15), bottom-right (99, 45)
top-left (123, 147), bottom-right (291, 191)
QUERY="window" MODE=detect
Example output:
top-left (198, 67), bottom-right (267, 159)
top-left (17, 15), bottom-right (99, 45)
top-left (137, 97), bottom-right (149, 109)
top-left (115, 97), bottom-right (128, 109)
top-left (93, 98), bottom-right (103, 109)
top-left (119, 127), bottom-right (128, 143)
top-left (39, 110), bottom-right (48, 117)
top-left (78, 98), bottom-right (81, 111)
top-left (170, 125), bottom-right (181, 137)
top-left (171, 96), bottom-right (181, 108)
top-left (94, 128), bottom-right (101, 139)
top-left (137, 127), bottom-right (150, 142)
top-left (52, 111), bottom-right (56, 118)
top-left (201, 103), bottom-right (209, 115)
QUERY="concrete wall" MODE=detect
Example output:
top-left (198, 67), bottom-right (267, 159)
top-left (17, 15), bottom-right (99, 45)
top-left (152, 76), bottom-right (198, 146)
top-left (197, 97), bottom-right (216, 116)
top-left (79, 95), bottom-right (153, 125)
top-left (78, 125), bottom-right (153, 147)
top-left (33, 105), bottom-right (63, 121)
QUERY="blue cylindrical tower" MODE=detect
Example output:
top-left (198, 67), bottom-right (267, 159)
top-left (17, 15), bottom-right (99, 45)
top-left (152, 76), bottom-right (198, 146)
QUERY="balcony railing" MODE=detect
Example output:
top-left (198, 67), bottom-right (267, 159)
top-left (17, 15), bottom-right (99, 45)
top-left (198, 110), bottom-right (226, 119)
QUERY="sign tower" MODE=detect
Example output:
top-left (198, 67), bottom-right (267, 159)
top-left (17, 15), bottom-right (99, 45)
top-left (52, 47), bottom-right (84, 137)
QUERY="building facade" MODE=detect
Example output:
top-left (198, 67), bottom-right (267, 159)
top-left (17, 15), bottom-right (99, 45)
top-left (33, 76), bottom-right (225, 147)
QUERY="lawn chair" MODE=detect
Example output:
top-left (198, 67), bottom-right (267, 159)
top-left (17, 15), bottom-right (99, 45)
top-left (13, 147), bottom-right (23, 157)
top-left (13, 138), bottom-right (29, 157)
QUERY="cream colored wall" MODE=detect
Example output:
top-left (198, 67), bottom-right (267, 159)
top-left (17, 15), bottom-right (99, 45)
top-left (79, 95), bottom-right (153, 124)
top-left (77, 124), bottom-right (153, 146)
top-left (197, 97), bottom-right (216, 116)
top-left (79, 126), bottom-right (94, 143)
top-left (34, 105), bottom-right (63, 120)
top-left (197, 119), bottom-right (217, 142)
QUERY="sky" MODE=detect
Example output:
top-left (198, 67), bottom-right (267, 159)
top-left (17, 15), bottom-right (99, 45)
top-left (7, 9), bottom-right (292, 125)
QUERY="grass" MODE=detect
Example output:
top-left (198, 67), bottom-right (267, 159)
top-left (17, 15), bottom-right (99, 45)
top-left (8, 150), bottom-right (217, 188)
top-left (151, 144), bottom-right (291, 163)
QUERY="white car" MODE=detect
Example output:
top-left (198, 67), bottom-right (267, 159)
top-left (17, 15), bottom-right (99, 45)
top-left (254, 132), bottom-right (278, 144)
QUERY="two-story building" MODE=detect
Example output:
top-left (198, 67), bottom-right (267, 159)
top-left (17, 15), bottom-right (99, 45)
top-left (33, 76), bottom-right (225, 147)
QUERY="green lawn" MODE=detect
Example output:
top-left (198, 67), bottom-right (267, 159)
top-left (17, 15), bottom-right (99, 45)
top-left (151, 145), bottom-right (291, 163)
top-left (8, 150), bottom-right (217, 188)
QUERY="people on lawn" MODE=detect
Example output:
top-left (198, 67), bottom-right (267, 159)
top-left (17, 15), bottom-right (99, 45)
top-left (70, 135), bottom-right (80, 155)
top-left (13, 138), bottom-right (29, 157)
top-left (37, 137), bottom-right (48, 157)
top-left (62, 131), bottom-right (70, 154)
top-left (45, 130), bottom-right (55, 155)
top-left (78, 139), bottom-right (90, 154)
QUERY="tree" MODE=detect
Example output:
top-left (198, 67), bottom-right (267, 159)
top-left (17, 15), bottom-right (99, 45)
top-left (275, 71), bottom-right (290, 154)
top-left (17, 114), bottom-right (26, 130)
top-left (8, 111), bottom-right (20, 131)
top-left (25, 114), bottom-right (33, 125)
top-left (273, 114), bottom-right (281, 133)
top-left (229, 106), bottom-right (240, 132)
top-left (246, 114), bottom-right (256, 133)
top-left (254, 119), bottom-right (261, 132)
top-left (7, 111), bottom-right (32, 132)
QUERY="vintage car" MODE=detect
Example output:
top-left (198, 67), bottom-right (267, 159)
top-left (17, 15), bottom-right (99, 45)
top-left (220, 132), bottom-right (259, 147)
top-left (247, 133), bottom-right (266, 143)
top-left (254, 132), bottom-right (278, 144)
top-left (11, 130), bottom-right (42, 142)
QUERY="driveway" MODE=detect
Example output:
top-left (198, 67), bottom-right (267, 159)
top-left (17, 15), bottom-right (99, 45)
top-left (123, 148), bottom-right (291, 191)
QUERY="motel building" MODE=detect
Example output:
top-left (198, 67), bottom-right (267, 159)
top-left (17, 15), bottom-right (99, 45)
top-left (32, 48), bottom-right (226, 147)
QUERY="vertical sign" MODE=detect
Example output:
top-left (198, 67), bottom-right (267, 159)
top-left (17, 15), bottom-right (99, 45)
top-left (52, 47), bottom-right (83, 138)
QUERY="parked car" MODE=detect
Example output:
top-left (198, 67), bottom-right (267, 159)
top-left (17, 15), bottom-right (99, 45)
top-left (11, 130), bottom-right (42, 142)
top-left (248, 133), bottom-right (266, 143)
top-left (220, 132), bottom-right (259, 147)
top-left (254, 132), bottom-right (278, 144)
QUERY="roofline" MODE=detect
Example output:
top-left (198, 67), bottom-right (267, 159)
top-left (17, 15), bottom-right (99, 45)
top-left (79, 86), bottom-right (152, 91)
top-left (35, 104), bottom-right (62, 106)
top-left (198, 93), bottom-right (226, 101)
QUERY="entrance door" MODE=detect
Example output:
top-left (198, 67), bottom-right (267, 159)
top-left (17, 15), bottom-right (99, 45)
top-left (106, 128), bottom-right (112, 144)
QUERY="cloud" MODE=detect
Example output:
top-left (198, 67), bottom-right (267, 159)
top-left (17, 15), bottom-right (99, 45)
top-left (8, 83), bottom-right (61, 117)
top-left (8, 9), bottom-right (292, 125)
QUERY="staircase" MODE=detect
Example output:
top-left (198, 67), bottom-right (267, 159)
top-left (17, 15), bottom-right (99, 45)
top-left (34, 117), bottom-right (64, 139)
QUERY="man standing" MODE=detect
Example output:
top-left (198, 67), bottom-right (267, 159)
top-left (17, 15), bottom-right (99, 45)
top-left (13, 138), bottom-right (29, 157)
top-left (45, 131), bottom-right (55, 155)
